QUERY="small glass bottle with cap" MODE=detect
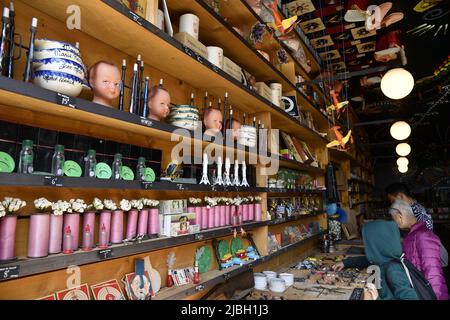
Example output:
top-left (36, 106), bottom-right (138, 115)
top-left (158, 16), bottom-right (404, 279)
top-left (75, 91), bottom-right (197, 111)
top-left (84, 149), bottom-right (97, 178)
top-left (112, 153), bottom-right (122, 180)
top-left (18, 139), bottom-right (34, 174)
top-left (51, 144), bottom-right (65, 176)
top-left (136, 157), bottom-right (146, 181)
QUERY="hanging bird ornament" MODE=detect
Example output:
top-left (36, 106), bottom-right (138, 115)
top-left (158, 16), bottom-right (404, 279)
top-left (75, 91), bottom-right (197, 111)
top-left (326, 126), bottom-right (353, 151)
top-left (264, 0), bottom-right (300, 40)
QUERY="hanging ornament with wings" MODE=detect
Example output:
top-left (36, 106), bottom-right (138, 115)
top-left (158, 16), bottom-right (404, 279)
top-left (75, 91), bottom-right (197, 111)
top-left (264, 0), bottom-right (301, 40)
top-left (326, 126), bottom-right (353, 151)
top-left (326, 80), bottom-right (349, 118)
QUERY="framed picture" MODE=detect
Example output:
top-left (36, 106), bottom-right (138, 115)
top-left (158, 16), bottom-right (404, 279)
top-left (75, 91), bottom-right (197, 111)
top-left (91, 279), bottom-right (125, 300)
top-left (56, 284), bottom-right (90, 300)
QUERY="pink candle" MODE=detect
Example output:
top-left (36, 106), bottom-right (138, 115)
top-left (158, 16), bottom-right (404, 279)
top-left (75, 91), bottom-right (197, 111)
top-left (148, 208), bottom-right (159, 235)
top-left (249, 203), bottom-right (255, 221)
top-left (201, 206), bottom-right (208, 230)
top-left (110, 210), bottom-right (124, 244)
top-left (63, 213), bottom-right (80, 251)
top-left (195, 207), bottom-right (202, 227)
top-left (126, 210), bottom-right (138, 240)
top-left (255, 203), bottom-right (262, 221)
top-left (219, 205), bottom-right (226, 227)
top-left (243, 204), bottom-right (249, 221)
top-left (48, 214), bottom-right (63, 254)
top-left (99, 211), bottom-right (112, 243)
top-left (225, 205), bottom-right (231, 225)
top-left (208, 207), bottom-right (215, 229)
top-left (214, 206), bottom-right (220, 228)
top-left (137, 209), bottom-right (149, 236)
top-left (82, 212), bottom-right (96, 236)
top-left (27, 213), bottom-right (50, 258)
top-left (0, 215), bottom-right (17, 261)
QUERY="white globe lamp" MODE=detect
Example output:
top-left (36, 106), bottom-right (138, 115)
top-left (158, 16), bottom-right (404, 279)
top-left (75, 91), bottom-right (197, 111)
top-left (397, 157), bottom-right (409, 167)
top-left (381, 68), bottom-right (415, 100)
top-left (390, 121), bottom-right (411, 140)
top-left (396, 143), bottom-right (411, 156)
top-left (398, 166), bottom-right (408, 174)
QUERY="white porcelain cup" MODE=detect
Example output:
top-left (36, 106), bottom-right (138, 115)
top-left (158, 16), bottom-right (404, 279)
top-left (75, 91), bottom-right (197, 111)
top-left (254, 273), bottom-right (267, 290)
top-left (179, 13), bottom-right (199, 40)
top-left (269, 278), bottom-right (286, 293)
top-left (207, 46), bottom-right (224, 69)
top-left (263, 270), bottom-right (277, 280)
top-left (157, 9), bottom-right (165, 31)
top-left (279, 273), bottom-right (294, 286)
top-left (270, 83), bottom-right (282, 107)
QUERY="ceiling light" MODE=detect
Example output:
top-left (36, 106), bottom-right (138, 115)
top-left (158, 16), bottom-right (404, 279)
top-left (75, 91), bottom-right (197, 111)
top-left (381, 68), bottom-right (415, 100)
top-left (390, 121), bottom-right (411, 140)
top-left (398, 166), bottom-right (409, 173)
top-left (396, 143), bottom-right (411, 156)
top-left (397, 157), bottom-right (409, 167)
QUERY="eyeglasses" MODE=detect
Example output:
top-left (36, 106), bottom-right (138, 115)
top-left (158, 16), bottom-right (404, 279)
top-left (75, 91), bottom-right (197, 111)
top-left (100, 80), bottom-right (120, 89)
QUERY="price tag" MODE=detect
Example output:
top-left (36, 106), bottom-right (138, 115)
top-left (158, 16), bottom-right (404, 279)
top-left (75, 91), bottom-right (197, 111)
top-left (98, 249), bottom-right (113, 260)
top-left (195, 233), bottom-right (204, 240)
top-left (176, 184), bottom-right (185, 190)
top-left (56, 93), bottom-right (76, 109)
top-left (195, 284), bottom-right (204, 292)
top-left (211, 185), bottom-right (217, 191)
top-left (212, 65), bottom-right (220, 73)
top-left (140, 117), bottom-right (153, 127)
top-left (130, 11), bottom-right (143, 26)
top-left (141, 182), bottom-right (153, 190)
top-left (196, 55), bottom-right (204, 63)
top-left (0, 265), bottom-right (20, 280)
top-left (44, 176), bottom-right (64, 187)
top-left (183, 46), bottom-right (194, 57)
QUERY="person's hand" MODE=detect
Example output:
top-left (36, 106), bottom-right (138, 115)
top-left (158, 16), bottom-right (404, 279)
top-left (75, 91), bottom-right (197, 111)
top-left (364, 283), bottom-right (379, 300)
top-left (332, 262), bottom-right (345, 271)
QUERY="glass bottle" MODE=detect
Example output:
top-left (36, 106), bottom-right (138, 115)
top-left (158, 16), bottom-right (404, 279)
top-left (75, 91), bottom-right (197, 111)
top-left (51, 144), bottom-right (65, 176)
top-left (112, 153), bottom-right (122, 180)
top-left (136, 157), bottom-right (146, 181)
top-left (18, 139), bottom-right (34, 174)
top-left (84, 149), bottom-right (97, 178)
top-left (63, 226), bottom-right (73, 254)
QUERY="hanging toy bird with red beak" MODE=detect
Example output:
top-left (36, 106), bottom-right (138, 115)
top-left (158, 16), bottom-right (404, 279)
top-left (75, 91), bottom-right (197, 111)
top-left (264, 0), bottom-right (301, 40)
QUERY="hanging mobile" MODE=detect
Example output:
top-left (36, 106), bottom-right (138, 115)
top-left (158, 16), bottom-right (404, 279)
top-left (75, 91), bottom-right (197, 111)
top-left (23, 17), bottom-right (37, 82)
top-left (118, 59), bottom-right (126, 111)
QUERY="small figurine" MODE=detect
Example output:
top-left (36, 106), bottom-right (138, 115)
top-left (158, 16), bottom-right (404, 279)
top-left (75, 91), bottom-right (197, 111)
top-left (240, 160), bottom-right (250, 187)
top-left (88, 61), bottom-right (121, 107)
top-left (214, 156), bottom-right (224, 186)
top-left (203, 108), bottom-right (223, 137)
top-left (223, 157), bottom-right (232, 186)
top-left (220, 254), bottom-right (234, 269)
top-left (199, 153), bottom-right (210, 185)
top-left (326, 126), bottom-right (353, 151)
top-left (166, 252), bottom-right (176, 289)
top-left (232, 160), bottom-right (240, 186)
top-left (147, 85), bottom-right (171, 121)
top-left (246, 246), bottom-right (260, 260)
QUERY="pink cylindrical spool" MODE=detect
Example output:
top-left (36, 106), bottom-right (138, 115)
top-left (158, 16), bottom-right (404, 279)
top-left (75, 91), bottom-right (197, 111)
top-left (242, 204), bottom-right (249, 221)
top-left (126, 210), bottom-right (138, 240)
top-left (187, 206), bottom-right (196, 223)
top-left (148, 208), bottom-right (159, 235)
top-left (249, 203), bottom-right (255, 221)
top-left (219, 205), bottom-right (226, 227)
top-left (225, 205), bottom-right (231, 225)
top-left (195, 206), bottom-right (202, 227)
top-left (99, 211), bottom-right (112, 243)
top-left (63, 213), bottom-right (80, 251)
top-left (214, 206), bottom-right (220, 228)
top-left (0, 215), bottom-right (17, 261)
top-left (110, 210), bottom-right (124, 244)
top-left (208, 207), bottom-right (215, 229)
top-left (137, 209), bottom-right (149, 236)
top-left (82, 212), bottom-right (96, 236)
top-left (49, 214), bottom-right (63, 254)
top-left (255, 203), bottom-right (262, 221)
top-left (201, 206), bottom-right (208, 230)
top-left (27, 213), bottom-right (50, 258)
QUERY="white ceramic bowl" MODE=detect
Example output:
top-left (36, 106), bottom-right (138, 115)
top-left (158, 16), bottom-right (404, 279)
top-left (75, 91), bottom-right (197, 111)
top-left (35, 39), bottom-right (80, 55)
top-left (34, 48), bottom-right (84, 67)
top-left (33, 70), bottom-right (84, 97)
top-left (254, 273), bottom-right (267, 290)
top-left (263, 271), bottom-right (277, 280)
top-left (269, 278), bottom-right (286, 293)
top-left (279, 273), bottom-right (294, 287)
top-left (33, 58), bottom-right (86, 79)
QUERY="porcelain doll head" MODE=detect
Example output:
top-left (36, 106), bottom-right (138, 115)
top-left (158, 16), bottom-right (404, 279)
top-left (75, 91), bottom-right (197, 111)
top-left (225, 118), bottom-right (242, 140)
top-left (203, 108), bottom-right (223, 136)
top-left (88, 61), bottom-right (121, 107)
top-left (147, 86), bottom-right (171, 121)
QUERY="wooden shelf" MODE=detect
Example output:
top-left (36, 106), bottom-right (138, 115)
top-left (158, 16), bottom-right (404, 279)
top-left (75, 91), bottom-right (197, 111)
top-left (266, 212), bottom-right (324, 226)
top-left (153, 230), bottom-right (326, 299)
top-left (278, 157), bottom-right (326, 174)
top-left (19, 0), bottom-right (327, 145)
top-left (0, 220), bottom-right (267, 280)
top-left (267, 189), bottom-right (324, 196)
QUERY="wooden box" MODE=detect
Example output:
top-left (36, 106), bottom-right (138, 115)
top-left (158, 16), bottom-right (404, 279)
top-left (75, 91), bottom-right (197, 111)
top-left (173, 32), bottom-right (208, 59)
top-left (223, 56), bottom-right (242, 82)
top-left (255, 82), bottom-right (272, 101)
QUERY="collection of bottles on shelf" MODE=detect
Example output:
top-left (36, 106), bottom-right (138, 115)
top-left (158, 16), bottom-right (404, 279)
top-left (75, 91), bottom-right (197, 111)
top-left (267, 195), bottom-right (322, 220)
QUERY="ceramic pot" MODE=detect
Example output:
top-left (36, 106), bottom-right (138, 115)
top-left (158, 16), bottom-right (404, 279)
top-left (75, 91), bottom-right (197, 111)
top-left (33, 58), bottom-right (85, 79)
top-left (207, 46), bottom-right (224, 69)
top-left (33, 70), bottom-right (84, 97)
top-left (35, 39), bottom-right (81, 55)
top-left (179, 13), bottom-right (199, 40)
top-left (33, 48), bottom-right (83, 65)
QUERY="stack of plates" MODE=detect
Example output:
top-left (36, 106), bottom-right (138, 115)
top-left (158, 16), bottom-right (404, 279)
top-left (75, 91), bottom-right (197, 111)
top-left (254, 273), bottom-right (267, 290)
top-left (279, 273), bottom-right (294, 287)
top-left (269, 278), bottom-right (286, 293)
top-left (238, 125), bottom-right (257, 147)
top-left (32, 39), bottom-right (88, 97)
top-left (167, 105), bottom-right (200, 131)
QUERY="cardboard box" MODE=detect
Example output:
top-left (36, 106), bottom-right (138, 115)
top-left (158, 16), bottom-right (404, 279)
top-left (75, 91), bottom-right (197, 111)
top-left (173, 32), bottom-right (208, 59)
top-left (255, 82), bottom-right (272, 101)
top-left (159, 199), bottom-right (187, 215)
top-left (222, 56), bottom-right (242, 81)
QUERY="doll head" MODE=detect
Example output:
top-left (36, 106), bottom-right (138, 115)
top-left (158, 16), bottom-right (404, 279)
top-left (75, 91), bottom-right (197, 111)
top-left (88, 61), bottom-right (121, 107)
top-left (147, 86), bottom-right (171, 121)
top-left (203, 108), bottom-right (223, 136)
top-left (225, 118), bottom-right (242, 140)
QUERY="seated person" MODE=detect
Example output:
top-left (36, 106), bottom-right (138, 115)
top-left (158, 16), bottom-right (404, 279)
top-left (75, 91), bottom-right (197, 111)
top-left (389, 200), bottom-right (449, 300)
top-left (332, 220), bottom-right (418, 300)
top-left (147, 86), bottom-right (171, 121)
top-left (225, 118), bottom-right (242, 140)
top-left (203, 108), bottom-right (223, 137)
top-left (88, 61), bottom-right (121, 107)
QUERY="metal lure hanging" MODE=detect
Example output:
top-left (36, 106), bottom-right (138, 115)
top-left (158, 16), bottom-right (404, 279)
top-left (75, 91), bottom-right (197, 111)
top-left (23, 17), bottom-right (37, 82)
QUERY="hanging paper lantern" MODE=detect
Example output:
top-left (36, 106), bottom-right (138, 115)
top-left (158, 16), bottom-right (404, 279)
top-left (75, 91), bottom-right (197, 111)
top-left (381, 68), bottom-right (415, 99)
top-left (390, 121), bottom-right (411, 140)
top-left (398, 165), bottom-right (408, 173)
top-left (397, 157), bottom-right (409, 167)
top-left (396, 143), bottom-right (411, 156)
